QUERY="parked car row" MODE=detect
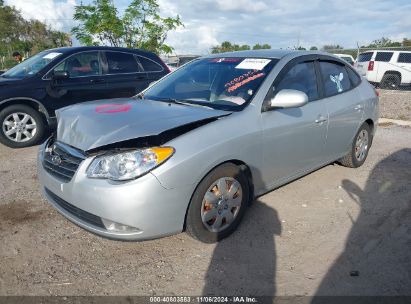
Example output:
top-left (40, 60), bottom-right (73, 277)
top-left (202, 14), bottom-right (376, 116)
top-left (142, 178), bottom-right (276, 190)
top-left (0, 46), bottom-right (170, 148)
top-left (33, 49), bottom-right (379, 242)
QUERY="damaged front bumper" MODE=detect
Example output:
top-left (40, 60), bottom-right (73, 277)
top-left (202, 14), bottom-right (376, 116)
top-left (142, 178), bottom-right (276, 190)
top-left (37, 140), bottom-right (193, 241)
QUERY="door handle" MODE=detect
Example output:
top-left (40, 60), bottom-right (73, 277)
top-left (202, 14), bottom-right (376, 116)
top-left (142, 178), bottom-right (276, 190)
top-left (354, 104), bottom-right (363, 111)
top-left (315, 116), bottom-right (328, 124)
top-left (90, 78), bottom-right (105, 84)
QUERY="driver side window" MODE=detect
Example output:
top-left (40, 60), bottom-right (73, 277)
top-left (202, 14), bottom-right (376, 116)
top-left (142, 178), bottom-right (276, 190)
top-left (53, 52), bottom-right (101, 78)
top-left (276, 61), bottom-right (319, 101)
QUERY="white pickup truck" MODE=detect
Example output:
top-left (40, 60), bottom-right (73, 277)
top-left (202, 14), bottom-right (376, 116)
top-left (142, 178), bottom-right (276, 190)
top-left (354, 50), bottom-right (411, 89)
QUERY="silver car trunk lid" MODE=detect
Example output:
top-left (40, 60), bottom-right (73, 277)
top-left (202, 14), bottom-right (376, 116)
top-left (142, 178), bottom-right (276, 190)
top-left (56, 98), bottom-right (229, 151)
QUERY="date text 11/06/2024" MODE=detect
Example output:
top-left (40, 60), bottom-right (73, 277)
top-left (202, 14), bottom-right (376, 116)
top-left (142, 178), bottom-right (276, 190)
top-left (149, 296), bottom-right (258, 303)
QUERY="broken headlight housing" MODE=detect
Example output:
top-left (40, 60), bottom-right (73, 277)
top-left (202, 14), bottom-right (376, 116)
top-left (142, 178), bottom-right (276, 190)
top-left (86, 147), bottom-right (174, 181)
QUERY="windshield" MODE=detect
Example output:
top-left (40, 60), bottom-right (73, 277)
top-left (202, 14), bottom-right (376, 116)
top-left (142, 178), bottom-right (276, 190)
top-left (2, 50), bottom-right (63, 79)
top-left (144, 57), bottom-right (278, 111)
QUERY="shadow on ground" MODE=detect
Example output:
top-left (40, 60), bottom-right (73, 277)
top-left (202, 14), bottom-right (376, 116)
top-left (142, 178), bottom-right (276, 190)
top-left (313, 148), bottom-right (411, 297)
top-left (203, 200), bottom-right (281, 296)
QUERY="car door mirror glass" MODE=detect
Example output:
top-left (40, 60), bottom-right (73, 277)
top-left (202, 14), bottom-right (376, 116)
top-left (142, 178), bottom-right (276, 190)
top-left (53, 70), bottom-right (69, 80)
top-left (270, 89), bottom-right (308, 109)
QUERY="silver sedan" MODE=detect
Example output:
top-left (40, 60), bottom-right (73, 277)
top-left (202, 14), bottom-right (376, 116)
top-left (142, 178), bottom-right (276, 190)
top-left (38, 50), bottom-right (379, 243)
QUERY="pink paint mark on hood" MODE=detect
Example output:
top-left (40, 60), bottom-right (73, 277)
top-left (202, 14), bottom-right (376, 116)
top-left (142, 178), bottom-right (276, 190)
top-left (95, 103), bottom-right (132, 114)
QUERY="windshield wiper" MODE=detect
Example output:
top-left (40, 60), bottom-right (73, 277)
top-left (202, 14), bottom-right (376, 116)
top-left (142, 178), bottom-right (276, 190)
top-left (150, 97), bottom-right (214, 109)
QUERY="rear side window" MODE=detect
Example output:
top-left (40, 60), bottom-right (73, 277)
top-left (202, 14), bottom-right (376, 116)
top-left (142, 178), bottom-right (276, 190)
top-left (138, 56), bottom-right (163, 72)
top-left (375, 52), bottom-right (393, 62)
top-left (276, 61), bottom-right (319, 101)
top-left (346, 67), bottom-right (361, 86)
top-left (358, 52), bottom-right (373, 62)
top-left (105, 52), bottom-right (141, 74)
top-left (319, 61), bottom-right (351, 96)
top-left (398, 52), bottom-right (411, 63)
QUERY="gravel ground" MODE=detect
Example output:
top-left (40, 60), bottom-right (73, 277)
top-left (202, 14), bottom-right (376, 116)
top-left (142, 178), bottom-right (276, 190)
top-left (0, 124), bottom-right (410, 296)
top-left (379, 89), bottom-right (411, 121)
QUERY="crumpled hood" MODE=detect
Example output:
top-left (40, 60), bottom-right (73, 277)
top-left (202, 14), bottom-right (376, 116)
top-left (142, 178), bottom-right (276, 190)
top-left (56, 98), bottom-right (229, 151)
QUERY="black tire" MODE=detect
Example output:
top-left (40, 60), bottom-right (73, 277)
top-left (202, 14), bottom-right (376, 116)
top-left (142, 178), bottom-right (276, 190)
top-left (380, 73), bottom-right (401, 90)
top-left (186, 163), bottom-right (250, 243)
top-left (339, 123), bottom-right (371, 168)
top-left (0, 104), bottom-right (46, 148)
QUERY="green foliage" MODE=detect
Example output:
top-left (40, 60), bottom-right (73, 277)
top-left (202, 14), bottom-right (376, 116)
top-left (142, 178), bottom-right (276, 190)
top-left (361, 37), bottom-right (401, 48)
top-left (253, 43), bottom-right (271, 50)
top-left (72, 0), bottom-right (182, 54)
top-left (211, 41), bottom-right (271, 53)
top-left (309, 46), bottom-right (318, 50)
top-left (322, 44), bottom-right (343, 50)
top-left (0, 3), bottom-right (70, 69)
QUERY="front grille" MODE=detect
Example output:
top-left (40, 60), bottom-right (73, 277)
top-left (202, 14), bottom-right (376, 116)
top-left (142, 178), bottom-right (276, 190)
top-left (43, 139), bottom-right (85, 183)
top-left (45, 188), bottom-right (105, 229)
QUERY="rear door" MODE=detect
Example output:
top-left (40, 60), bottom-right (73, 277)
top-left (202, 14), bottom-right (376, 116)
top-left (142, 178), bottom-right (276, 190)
top-left (261, 59), bottom-right (329, 187)
top-left (46, 51), bottom-right (108, 110)
top-left (101, 51), bottom-right (149, 98)
top-left (319, 60), bottom-right (364, 159)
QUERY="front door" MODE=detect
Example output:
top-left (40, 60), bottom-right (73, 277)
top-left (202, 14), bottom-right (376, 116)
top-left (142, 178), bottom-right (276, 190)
top-left (46, 51), bottom-right (108, 110)
top-left (261, 60), bottom-right (328, 188)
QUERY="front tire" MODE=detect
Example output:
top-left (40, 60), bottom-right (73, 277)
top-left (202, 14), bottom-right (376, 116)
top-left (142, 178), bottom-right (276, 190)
top-left (0, 104), bottom-right (46, 148)
top-left (186, 163), bottom-right (250, 243)
top-left (339, 123), bottom-right (371, 168)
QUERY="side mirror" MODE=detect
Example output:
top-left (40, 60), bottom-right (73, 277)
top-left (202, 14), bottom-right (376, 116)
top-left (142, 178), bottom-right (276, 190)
top-left (52, 70), bottom-right (69, 80)
top-left (270, 89), bottom-right (308, 109)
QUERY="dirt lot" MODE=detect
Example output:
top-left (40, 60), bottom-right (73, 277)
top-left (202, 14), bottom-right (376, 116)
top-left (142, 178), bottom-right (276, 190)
top-left (379, 89), bottom-right (411, 121)
top-left (0, 123), bottom-right (410, 297)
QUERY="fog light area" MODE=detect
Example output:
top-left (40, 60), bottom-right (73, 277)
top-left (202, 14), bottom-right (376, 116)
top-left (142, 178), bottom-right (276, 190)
top-left (101, 218), bottom-right (141, 234)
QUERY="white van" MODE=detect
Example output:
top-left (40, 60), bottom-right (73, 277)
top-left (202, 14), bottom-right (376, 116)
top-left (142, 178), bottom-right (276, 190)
top-left (354, 50), bottom-right (411, 89)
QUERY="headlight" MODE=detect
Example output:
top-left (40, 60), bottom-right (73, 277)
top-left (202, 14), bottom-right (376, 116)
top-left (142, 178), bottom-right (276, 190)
top-left (86, 147), bottom-right (174, 181)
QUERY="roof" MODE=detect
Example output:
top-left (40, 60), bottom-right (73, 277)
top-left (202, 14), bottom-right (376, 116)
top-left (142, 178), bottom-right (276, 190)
top-left (43, 46), bottom-right (157, 57)
top-left (204, 49), bottom-right (331, 59)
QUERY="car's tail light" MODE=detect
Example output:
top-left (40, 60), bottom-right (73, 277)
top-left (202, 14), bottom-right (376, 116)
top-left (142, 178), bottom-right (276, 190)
top-left (375, 89), bottom-right (380, 97)
top-left (368, 61), bottom-right (374, 71)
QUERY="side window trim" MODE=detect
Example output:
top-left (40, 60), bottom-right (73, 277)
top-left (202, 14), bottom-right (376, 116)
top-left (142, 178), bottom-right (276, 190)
top-left (42, 50), bottom-right (103, 80)
top-left (103, 51), bottom-right (145, 75)
top-left (137, 55), bottom-right (164, 73)
top-left (317, 59), bottom-right (355, 98)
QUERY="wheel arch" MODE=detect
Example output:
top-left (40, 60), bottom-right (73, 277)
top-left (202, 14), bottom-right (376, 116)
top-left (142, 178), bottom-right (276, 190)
top-left (383, 70), bottom-right (402, 81)
top-left (0, 98), bottom-right (50, 121)
top-left (182, 159), bottom-right (254, 231)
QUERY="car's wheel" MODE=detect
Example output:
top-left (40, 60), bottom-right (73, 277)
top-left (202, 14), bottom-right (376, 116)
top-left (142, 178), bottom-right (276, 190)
top-left (380, 73), bottom-right (401, 90)
top-left (0, 104), bottom-right (46, 148)
top-left (339, 123), bottom-right (371, 168)
top-left (186, 163), bottom-right (250, 243)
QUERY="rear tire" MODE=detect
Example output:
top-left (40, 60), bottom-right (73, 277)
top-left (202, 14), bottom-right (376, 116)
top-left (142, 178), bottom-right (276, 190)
top-left (380, 73), bottom-right (400, 90)
top-left (0, 104), bottom-right (46, 148)
top-left (186, 163), bottom-right (250, 243)
top-left (339, 123), bottom-right (371, 168)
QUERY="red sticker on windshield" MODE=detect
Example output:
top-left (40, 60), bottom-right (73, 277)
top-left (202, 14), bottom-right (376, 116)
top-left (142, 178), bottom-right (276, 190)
top-left (95, 104), bottom-right (131, 114)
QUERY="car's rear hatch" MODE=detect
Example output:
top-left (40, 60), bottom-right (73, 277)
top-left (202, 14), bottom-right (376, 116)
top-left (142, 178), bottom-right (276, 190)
top-left (355, 52), bottom-right (374, 76)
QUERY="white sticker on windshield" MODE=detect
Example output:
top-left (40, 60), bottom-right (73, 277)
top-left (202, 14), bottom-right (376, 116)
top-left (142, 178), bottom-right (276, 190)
top-left (43, 52), bottom-right (62, 60)
top-left (235, 58), bottom-right (271, 70)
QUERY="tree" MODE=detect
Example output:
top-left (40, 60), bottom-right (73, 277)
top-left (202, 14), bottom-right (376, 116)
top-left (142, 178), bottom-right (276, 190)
top-left (72, 0), bottom-right (182, 54)
top-left (309, 46), bottom-right (318, 50)
top-left (0, 2), bottom-right (70, 68)
top-left (322, 44), bottom-right (343, 50)
top-left (361, 37), bottom-right (401, 48)
top-left (253, 43), bottom-right (271, 50)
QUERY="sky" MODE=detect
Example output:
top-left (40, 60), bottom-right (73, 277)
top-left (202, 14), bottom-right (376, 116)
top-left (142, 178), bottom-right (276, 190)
top-left (4, 0), bottom-right (411, 55)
